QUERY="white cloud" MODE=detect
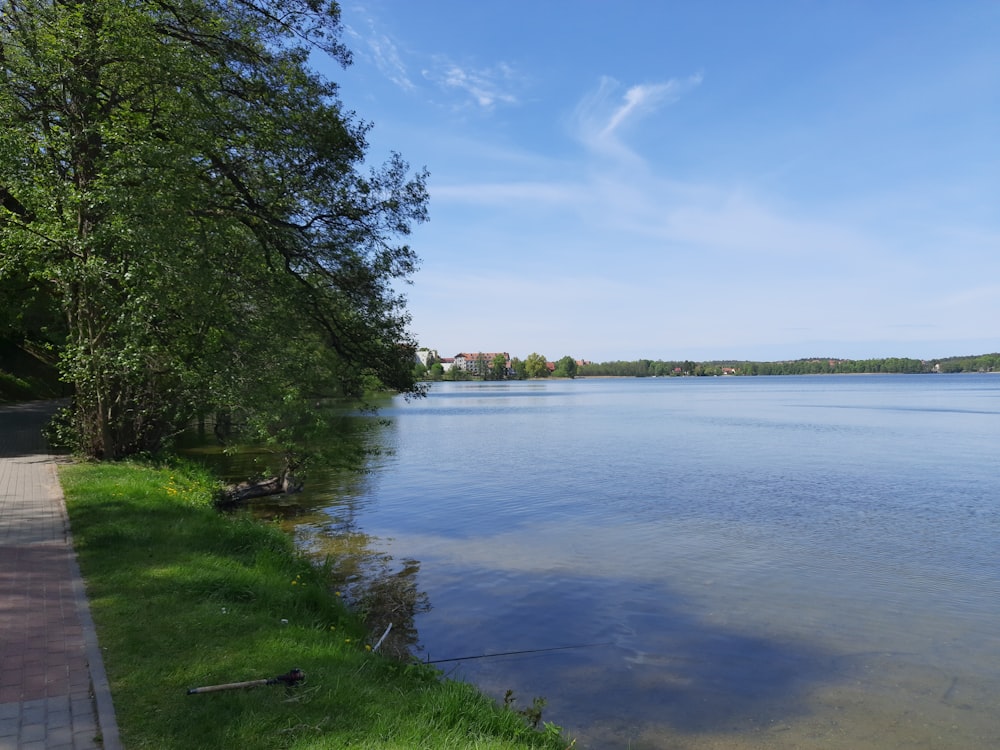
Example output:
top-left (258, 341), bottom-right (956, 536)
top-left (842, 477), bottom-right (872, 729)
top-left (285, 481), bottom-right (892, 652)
top-left (575, 74), bottom-right (703, 159)
top-left (368, 33), bottom-right (414, 91)
top-left (425, 60), bottom-right (520, 109)
top-left (341, 7), bottom-right (523, 108)
top-left (343, 13), bottom-right (414, 91)
top-left (429, 166), bottom-right (877, 269)
top-left (603, 80), bottom-right (684, 137)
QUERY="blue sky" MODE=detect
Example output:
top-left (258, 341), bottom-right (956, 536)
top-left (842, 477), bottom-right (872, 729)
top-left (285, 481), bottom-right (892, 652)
top-left (321, 2), bottom-right (999, 362)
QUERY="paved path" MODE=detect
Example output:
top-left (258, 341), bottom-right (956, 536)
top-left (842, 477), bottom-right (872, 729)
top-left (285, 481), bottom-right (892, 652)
top-left (0, 402), bottom-right (120, 750)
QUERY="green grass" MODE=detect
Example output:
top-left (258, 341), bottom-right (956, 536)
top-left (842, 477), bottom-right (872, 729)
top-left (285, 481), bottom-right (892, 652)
top-left (61, 461), bottom-right (571, 750)
top-left (0, 370), bottom-right (36, 401)
top-left (0, 339), bottom-right (66, 402)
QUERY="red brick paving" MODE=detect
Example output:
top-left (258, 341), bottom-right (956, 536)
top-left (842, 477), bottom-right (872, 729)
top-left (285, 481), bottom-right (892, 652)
top-left (0, 402), bottom-right (120, 750)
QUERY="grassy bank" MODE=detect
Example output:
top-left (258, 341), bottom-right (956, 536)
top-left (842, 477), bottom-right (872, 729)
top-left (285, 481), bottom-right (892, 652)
top-left (60, 461), bottom-right (569, 750)
top-left (0, 339), bottom-right (66, 402)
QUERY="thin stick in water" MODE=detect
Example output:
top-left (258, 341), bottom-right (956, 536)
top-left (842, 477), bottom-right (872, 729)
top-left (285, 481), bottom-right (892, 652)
top-left (372, 623), bottom-right (393, 653)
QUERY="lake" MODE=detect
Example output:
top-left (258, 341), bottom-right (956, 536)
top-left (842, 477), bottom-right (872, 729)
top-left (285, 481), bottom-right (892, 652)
top-left (219, 375), bottom-right (1000, 749)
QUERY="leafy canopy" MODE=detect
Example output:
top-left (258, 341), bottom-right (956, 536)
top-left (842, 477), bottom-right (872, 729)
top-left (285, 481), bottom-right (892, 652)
top-left (0, 0), bottom-right (428, 458)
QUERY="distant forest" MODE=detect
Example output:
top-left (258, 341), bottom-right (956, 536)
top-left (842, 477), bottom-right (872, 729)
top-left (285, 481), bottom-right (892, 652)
top-left (577, 353), bottom-right (1000, 378)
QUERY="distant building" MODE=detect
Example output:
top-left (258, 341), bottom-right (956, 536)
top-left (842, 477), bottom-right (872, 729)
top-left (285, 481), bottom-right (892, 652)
top-left (453, 352), bottom-right (511, 377)
top-left (415, 349), bottom-right (437, 367)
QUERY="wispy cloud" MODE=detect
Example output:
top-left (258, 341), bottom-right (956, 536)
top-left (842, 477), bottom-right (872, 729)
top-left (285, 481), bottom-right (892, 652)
top-left (343, 14), bottom-right (414, 91)
top-left (425, 59), bottom-right (521, 109)
top-left (341, 6), bottom-right (523, 109)
top-left (369, 34), bottom-right (414, 91)
top-left (430, 167), bottom-right (874, 266)
top-left (575, 74), bottom-right (703, 159)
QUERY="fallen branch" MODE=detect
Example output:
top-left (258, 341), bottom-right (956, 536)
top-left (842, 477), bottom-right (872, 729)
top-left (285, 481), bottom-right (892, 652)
top-left (216, 471), bottom-right (303, 506)
top-left (187, 668), bottom-right (305, 695)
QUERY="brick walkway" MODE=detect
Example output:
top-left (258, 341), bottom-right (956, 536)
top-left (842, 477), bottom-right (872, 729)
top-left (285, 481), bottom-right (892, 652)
top-left (0, 402), bottom-right (120, 750)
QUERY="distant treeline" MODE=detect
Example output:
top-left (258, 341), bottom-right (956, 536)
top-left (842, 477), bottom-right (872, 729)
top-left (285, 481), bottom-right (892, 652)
top-left (578, 353), bottom-right (1000, 378)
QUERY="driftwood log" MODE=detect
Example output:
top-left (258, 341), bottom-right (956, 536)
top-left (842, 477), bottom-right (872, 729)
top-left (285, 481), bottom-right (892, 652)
top-left (217, 471), bottom-right (303, 506)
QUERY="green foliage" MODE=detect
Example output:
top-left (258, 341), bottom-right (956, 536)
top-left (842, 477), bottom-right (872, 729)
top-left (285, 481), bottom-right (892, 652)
top-left (523, 353), bottom-right (549, 379)
top-left (0, 0), bottom-right (427, 458)
top-left (928, 353), bottom-right (1000, 373)
top-left (509, 357), bottom-right (527, 380)
top-left (443, 365), bottom-right (473, 381)
top-left (503, 691), bottom-right (549, 731)
top-left (577, 355), bottom-right (999, 377)
top-left (0, 269), bottom-right (64, 355)
top-left (0, 370), bottom-right (32, 401)
top-left (60, 461), bottom-right (568, 749)
top-left (0, 339), bottom-right (66, 401)
top-left (551, 356), bottom-right (577, 379)
top-left (487, 353), bottom-right (509, 380)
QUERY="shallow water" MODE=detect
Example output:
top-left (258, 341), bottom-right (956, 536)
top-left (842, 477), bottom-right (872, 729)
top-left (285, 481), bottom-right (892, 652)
top-left (213, 375), bottom-right (1000, 748)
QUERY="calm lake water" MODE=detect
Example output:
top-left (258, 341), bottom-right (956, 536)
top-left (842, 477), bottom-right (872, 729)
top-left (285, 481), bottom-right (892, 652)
top-left (212, 375), bottom-right (1000, 749)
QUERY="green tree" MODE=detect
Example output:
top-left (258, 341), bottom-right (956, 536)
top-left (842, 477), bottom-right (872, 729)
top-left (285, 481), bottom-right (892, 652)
top-left (444, 365), bottom-right (472, 381)
top-left (0, 0), bottom-right (428, 458)
top-left (0, 265), bottom-right (63, 349)
top-left (510, 357), bottom-right (527, 380)
top-left (487, 353), bottom-right (508, 380)
top-left (552, 355), bottom-right (577, 378)
top-left (473, 353), bottom-right (488, 378)
top-left (524, 352), bottom-right (549, 378)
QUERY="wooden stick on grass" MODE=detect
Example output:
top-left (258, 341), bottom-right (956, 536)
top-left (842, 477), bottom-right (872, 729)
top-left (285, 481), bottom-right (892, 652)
top-left (187, 668), bottom-right (305, 695)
